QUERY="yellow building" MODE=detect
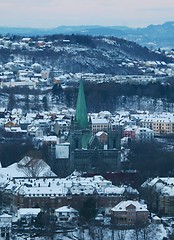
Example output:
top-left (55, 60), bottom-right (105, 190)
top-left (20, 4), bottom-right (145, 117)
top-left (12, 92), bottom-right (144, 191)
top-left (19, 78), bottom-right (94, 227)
top-left (140, 115), bottom-right (174, 135)
top-left (91, 118), bottom-right (109, 133)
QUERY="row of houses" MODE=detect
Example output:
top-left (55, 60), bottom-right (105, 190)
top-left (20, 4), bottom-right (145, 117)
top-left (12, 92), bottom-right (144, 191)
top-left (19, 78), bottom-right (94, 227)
top-left (2, 108), bottom-right (174, 149)
top-left (0, 157), bottom-right (150, 224)
top-left (123, 126), bottom-right (154, 141)
top-left (0, 199), bottom-right (150, 239)
top-left (3, 157), bottom-right (172, 221)
top-left (91, 111), bottom-right (174, 141)
top-left (117, 111), bottom-right (174, 139)
top-left (1, 160), bottom-right (172, 235)
top-left (139, 113), bottom-right (174, 135)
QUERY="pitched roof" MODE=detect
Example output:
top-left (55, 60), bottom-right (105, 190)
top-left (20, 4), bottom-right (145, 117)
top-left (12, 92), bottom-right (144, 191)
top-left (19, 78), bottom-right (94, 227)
top-left (111, 200), bottom-right (148, 212)
top-left (55, 206), bottom-right (78, 213)
top-left (18, 208), bottom-right (41, 216)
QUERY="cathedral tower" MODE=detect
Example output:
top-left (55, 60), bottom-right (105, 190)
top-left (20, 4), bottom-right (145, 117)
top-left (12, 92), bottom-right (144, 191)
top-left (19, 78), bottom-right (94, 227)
top-left (75, 79), bottom-right (88, 129)
top-left (70, 79), bottom-right (91, 150)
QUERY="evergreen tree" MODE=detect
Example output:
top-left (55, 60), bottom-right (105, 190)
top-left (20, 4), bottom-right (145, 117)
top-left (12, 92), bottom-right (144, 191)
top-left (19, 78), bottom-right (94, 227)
top-left (80, 197), bottom-right (97, 221)
top-left (7, 93), bottom-right (16, 111)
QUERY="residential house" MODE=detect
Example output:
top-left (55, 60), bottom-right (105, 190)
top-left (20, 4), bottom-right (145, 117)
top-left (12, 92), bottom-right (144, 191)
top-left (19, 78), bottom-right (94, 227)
top-left (135, 127), bottom-right (154, 141)
top-left (123, 126), bottom-right (136, 140)
top-left (17, 208), bottom-right (41, 226)
top-left (96, 131), bottom-right (108, 144)
top-left (123, 126), bottom-right (154, 141)
top-left (111, 200), bottom-right (149, 226)
top-left (55, 206), bottom-right (78, 223)
top-left (0, 213), bottom-right (12, 239)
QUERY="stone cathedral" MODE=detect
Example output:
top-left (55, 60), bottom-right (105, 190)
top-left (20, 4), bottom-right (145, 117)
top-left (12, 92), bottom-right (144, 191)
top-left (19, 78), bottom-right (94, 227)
top-left (55, 80), bottom-right (121, 177)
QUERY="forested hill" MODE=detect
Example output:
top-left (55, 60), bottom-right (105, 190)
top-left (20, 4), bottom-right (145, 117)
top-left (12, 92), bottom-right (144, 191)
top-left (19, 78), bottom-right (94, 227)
top-left (0, 34), bottom-right (172, 75)
top-left (62, 81), bottom-right (174, 112)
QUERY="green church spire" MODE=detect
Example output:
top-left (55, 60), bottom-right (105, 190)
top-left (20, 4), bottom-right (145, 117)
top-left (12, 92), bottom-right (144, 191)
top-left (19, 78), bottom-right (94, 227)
top-left (75, 79), bottom-right (88, 129)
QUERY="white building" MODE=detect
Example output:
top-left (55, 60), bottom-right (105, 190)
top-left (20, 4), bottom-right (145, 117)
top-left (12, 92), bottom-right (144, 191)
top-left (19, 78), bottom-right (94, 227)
top-left (135, 127), bottom-right (154, 141)
top-left (0, 213), bottom-right (12, 239)
top-left (17, 208), bottom-right (41, 226)
top-left (55, 206), bottom-right (78, 222)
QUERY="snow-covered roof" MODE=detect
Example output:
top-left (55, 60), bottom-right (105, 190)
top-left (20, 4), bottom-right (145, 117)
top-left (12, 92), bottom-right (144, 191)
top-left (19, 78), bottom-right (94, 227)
top-left (18, 156), bottom-right (31, 166)
top-left (44, 136), bottom-right (58, 142)
top-left (19, 185), bottom-right (66, 196)
top-left (140, 113), bottom-right (174, 123)
top-left (1, 174), bottom-right (139, 198)
top-left (141, 177), bottom-right (162, 188)
top-left (161, 185), bottom-right (174, 196)
top-left (0, 157), bottom-right (56, 178)
top-left (104, 186), bottom-right (125, 195)
top-left (124, 126), bottom-right (137, 131)
top-left (111, 200), bottom-right (148, 212)
top-left (142, 177), bottom-right (174, 196)
top-left (55, 206), bottom-right (78, 213)
top-left (5, 127), bottom-right (26, 133)
top-left (98, 111), bottom-right (111, 117)
top-left (135, 127), bottom-right (154, 134)
top-left (18, 208), bottom-right (41, 216)
top-left (152, 215), bottom-right (161, 221)
top-left (0, 213), bottom-right (12, 219)
top-left (70, 184), bottom-right (94, 195)
top-left (0, 108), bottom-right (6, 112)
top-left (91, 118), bottom-right (108, 124)
top-left (96, 131), bottom-right (108, 137)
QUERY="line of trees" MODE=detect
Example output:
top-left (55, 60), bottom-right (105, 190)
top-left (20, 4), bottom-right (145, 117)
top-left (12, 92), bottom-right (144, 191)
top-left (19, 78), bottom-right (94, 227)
top-left (63, 81), bottom-right (174, 112)
top-left (2, 80), bottom-right (174, 112)
top-left (127, 140), bottom-right (174, 183)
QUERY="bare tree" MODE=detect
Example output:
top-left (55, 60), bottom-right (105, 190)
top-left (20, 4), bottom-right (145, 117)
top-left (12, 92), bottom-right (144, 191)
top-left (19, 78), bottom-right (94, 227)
top-left (21, 158), bottom-right (46, 177)
top-left (88, 224), bottom-right (95, 240)
top-left (116, 229), bottom-right (127, 240)
top-left (141, 184), bottom-right (161, 215)
top-left (94, 226), bottom-right (104, 240)
top-left (78, 226), bottom-right (85, 240)
top-left (131, 223), bottom-right (160, 240)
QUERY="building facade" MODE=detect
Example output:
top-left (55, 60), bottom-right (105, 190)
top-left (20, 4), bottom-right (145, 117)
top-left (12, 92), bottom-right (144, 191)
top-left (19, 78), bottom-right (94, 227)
top-left (111, 200), bottom-right (149, 226)
top-left (1, 175), bottom-right (139, 214)
top-left (141, 177), bottom-right (174, 216)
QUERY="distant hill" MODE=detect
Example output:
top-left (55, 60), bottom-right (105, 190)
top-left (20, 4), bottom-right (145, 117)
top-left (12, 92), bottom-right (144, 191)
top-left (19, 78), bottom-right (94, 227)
top-left (0, 22), bottom-right (174, 48)
top-left (0, 27), bottom-right (48, 36)
top-left (0, 34), bottom-right (171, 75)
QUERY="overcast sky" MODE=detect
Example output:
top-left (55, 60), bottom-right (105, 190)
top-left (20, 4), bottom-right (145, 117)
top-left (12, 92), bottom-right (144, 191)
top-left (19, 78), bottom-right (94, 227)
top-left (1, 0), bottom-right (174, 28)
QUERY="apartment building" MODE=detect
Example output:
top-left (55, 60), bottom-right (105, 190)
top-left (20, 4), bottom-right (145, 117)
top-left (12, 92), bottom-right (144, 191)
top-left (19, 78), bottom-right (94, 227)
top-left (142, 177), bottom-right (174, 216)
top-left (140, 114), bottom-right (174, 135)
top-left (91, 118), bottom-right (109, 133)
top-left (1, 175), bottom-right (139, 213)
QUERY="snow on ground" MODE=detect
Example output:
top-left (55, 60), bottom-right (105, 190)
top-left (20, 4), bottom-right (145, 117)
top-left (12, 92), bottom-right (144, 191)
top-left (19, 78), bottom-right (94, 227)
top-left (11, 223), bottom-right (168, 240)
top-left (55, 223), bottom-right (167, 240)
